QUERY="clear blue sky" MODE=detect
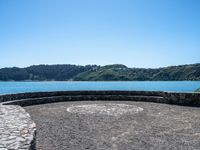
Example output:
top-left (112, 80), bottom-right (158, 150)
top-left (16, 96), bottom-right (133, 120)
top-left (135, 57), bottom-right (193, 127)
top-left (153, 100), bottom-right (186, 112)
top-left (0, 0), bottom-right (199, 68)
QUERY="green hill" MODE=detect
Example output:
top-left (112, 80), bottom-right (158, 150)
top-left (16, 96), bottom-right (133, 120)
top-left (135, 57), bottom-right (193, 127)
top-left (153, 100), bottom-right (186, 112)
top-left (74, 64), bottom-right (200, 81)
top-left (0, 63), bottom-right (200, 81)
top-left (195, 88), bottom-right (200, 92)
top-left (0, 65), bottom-right (98, 81)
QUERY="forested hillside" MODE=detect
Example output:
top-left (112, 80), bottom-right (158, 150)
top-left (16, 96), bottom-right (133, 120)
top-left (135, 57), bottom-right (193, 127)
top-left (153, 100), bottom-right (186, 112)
top-left (0, 64), bottom-right (200, 81)
top-left (195, 88), bottom-right (200, 92)
top-left (0, 65), bottom-right (98, 81)
top-left (74, 64), bottom-right (200, 81)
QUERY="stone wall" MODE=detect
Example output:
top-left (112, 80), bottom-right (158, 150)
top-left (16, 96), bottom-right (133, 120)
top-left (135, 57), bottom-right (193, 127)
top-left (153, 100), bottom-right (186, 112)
top-left (0, 90), bottom-right (200, 150)
top-left (1, 91), bottom-right (200, 106)
top-left (163, 92), bottom-right (200, 106)
top-left (0, 91), bottom-right (163, 103)
top-left (0, 105), bottom-right (36, 150)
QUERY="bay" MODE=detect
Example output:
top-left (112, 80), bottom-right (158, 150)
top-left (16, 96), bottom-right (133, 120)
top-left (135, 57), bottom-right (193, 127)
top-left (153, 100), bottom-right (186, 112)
top-left (0, 81), bottom-right (200, 95)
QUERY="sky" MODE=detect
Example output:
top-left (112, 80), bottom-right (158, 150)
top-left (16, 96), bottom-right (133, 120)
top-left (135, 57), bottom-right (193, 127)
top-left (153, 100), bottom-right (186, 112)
top-left (0, 0), bottom-right (199, 68)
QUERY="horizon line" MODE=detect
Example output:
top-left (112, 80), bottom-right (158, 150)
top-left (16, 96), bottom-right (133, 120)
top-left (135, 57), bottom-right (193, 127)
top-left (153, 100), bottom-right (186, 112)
top-left (1, 62), bottom-right (200, 70)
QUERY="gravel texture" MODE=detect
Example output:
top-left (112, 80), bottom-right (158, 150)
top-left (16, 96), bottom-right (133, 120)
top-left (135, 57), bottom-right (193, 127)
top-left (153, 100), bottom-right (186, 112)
top-left (25, 101), bottom-right (200, 150)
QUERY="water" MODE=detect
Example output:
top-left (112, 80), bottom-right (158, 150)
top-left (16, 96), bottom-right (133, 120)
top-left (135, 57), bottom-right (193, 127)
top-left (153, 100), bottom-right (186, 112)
top-left (0, 81), bottom-right (200, 95)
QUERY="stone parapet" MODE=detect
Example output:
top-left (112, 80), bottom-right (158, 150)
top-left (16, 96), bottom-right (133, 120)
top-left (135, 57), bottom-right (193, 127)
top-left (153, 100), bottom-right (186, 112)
top-left (0, 105), bottom-right (36, 150)
top-left (1, 91), bottom-right (200, 106)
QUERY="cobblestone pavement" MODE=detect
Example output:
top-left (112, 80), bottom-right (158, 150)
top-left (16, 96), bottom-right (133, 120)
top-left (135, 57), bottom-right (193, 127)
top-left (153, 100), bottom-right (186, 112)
top-left (0, 105), bottom-right (36, 150)
top-left (25, 101), bottom-right (200, 150)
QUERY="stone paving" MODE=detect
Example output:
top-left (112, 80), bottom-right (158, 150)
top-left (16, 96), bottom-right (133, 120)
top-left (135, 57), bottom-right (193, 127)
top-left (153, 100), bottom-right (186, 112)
top-left (0, 105), bottom-right (36, 150)
top-left (67, 103), bottom-right (144, 116)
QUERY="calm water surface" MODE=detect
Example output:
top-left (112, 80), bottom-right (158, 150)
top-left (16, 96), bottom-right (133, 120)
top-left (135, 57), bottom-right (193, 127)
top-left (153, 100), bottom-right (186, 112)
top-left (0, 81), bottom-right (200, 95)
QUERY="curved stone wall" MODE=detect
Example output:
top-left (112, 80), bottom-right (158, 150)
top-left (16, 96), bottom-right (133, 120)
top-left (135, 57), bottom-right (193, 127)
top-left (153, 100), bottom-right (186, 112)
top-left (0, 91), bottom-right (163, 103)
top-left (0, 90), bottom-right (200, 150)
top-left (1, 91), bottom-right (200, 106)
top-left (0, 105), bottom-right (36, 150)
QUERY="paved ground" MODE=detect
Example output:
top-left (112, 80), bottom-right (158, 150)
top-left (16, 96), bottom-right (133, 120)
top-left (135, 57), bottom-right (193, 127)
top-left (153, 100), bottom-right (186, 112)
top-left (25, 101), bottom-right (200, 150)
top-left (0, 105), bottom-right (36, 150)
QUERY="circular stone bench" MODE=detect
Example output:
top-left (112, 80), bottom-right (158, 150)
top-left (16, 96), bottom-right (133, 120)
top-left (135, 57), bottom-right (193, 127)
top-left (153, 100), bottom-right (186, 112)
top-left (0, 90), bottom-right (200, 150)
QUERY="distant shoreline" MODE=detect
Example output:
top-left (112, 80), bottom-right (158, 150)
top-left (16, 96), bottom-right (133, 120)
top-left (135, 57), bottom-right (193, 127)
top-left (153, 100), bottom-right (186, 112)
top-left (0, 80), bottom-right (200, 82)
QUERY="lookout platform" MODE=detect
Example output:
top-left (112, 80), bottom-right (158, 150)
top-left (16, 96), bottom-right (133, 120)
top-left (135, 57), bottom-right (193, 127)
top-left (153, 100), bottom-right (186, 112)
top-left (26, 101), bottom-right (200, 150)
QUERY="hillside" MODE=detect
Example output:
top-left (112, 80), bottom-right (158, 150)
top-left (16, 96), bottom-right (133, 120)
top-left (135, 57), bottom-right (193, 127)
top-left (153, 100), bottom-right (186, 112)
top-left (0, 65), bottom-right (98, 81)
top-left (195, 88), bottom-right (200, 92)
top-left (74, 64), bottom-right (200, 81)
top-left (0, 63), bottom-right (200, 81)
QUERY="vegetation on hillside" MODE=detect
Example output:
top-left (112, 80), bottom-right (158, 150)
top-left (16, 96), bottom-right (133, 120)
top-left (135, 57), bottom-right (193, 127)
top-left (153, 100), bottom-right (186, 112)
top-left (0, 63), bottom-right (200, 81)
top-left (74, 63), bottom-right (200, 81)
top-left (0, 65), bottom-right (98, 81)
top-left (195, 88), bottom-right (200, 92)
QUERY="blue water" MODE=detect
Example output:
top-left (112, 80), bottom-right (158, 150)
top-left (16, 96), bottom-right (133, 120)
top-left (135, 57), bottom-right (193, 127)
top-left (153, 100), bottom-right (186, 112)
top-left (0, 81), bottom-right (200, 95)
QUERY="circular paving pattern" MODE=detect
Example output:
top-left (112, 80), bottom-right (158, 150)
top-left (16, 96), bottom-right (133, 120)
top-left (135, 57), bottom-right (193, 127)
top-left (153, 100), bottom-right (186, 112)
top-left (66, 104), bottom-right (143, 116)
top-left (25, 101), bottom-right (200, 150)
